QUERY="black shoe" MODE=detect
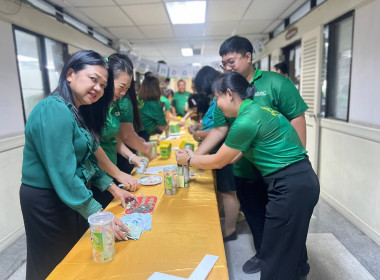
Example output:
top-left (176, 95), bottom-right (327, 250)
top-left (223, 231), bottom-right (237, 242)
top-left (242, 255), bottom-right (261, 274)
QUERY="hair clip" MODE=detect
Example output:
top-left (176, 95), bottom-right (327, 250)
top-left (104, 57), bottom-right (109, 62)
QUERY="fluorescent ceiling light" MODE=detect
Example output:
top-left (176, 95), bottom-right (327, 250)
top-left (192, 62), bottom-right (201, 67)
top-left (181, 48), bottom-right (193, 57)
top-left (166, 1), bottom-right (206, 24)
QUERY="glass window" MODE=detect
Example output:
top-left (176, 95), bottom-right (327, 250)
top-left (44, 38), bottom-right (65, 92)
top-left (317, 0), bottom-right (326, 5)
top-left (14, 28), bottom-right (68, 121)
top-left (289, 1), bottom-right (311, 25)
top-left (320, 12), bottom-right (354, 121)
top-left (14, 29), bottom-right (45, 119)
top-left (273, 22), bottom-right (285, 37)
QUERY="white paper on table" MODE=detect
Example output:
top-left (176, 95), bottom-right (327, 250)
top-left (145, 165), bottom-right (177, 175)
top-left (148, 255), bottom-right (219, 280)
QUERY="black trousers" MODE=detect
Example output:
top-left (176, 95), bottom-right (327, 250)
top-left (20, 184), bottom-right (88, 280)
top-left (234, 175), bottom-right (267, 257)
top-left (260, 158), bottom-right (320, 280)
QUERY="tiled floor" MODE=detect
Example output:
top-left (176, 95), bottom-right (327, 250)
top-left (2, 198), bottom-right (380, 280)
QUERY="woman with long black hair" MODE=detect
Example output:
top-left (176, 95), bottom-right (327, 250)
top-left (20, 50), bottom-right (137, 280)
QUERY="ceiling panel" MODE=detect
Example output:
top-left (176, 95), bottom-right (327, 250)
top-left (108, 26), bottom-right (145, 40)
top-left (121, 3), bottom-right (170, 25)
top-left (262, 19), bottom-right (282, 33)
top-left (115, 0), bottom-right (161, 4)
top-left (207, 0), bottom-right (251, 22)
top-left (205, 21), bottom-right (237, 36)
top-left (172, 24), bottom-right (205, 38)
top-left (243, 0), bottom-right (295, 20)
top-left (64, 0), bottom-right (115, 7)
top-left (79, 6), bottom-right (134, 27)
top-left (236, 20), bottom-right (273, 34)
top-left (140, 25), bottom-right (174, 39)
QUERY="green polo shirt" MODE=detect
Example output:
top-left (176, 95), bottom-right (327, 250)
top-left (22, 93), bottom-right (112, 219)
top-left (214, 68), bottom-right (308, 178)
top-left (100, 96), bottom-right (133, 165)
top-left (138, 98), bottom-right (167, 135)
top-left (171, 91), bottom-right (191, 116)
top-left (160, 95), bottom-right (171, 111)
top-left (225, 99), bottom-right (307, 176)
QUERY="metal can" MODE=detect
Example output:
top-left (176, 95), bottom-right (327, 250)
top-left (136, 157), bottom-right (149, 174)
top-left (177, 164), bottom-right (185, 188)
top-left (164, 169), bottom-right (178, 195)
top-left (183, 165), bottom-right (190, 188)
top-left (149, 141), bottom-right (157, 156)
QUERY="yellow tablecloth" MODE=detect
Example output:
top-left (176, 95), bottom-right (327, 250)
top-left (47, 132), bottom-right (229, 280)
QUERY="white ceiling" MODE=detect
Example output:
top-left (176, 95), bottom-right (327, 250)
top-left (46, 0), bottom-right (307, 66)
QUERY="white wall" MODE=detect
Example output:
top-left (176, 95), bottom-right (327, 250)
top-left (0, 21), bottom-right (24, 138)
top-left (0, 1), bottom-right (115, 252)
top-left (349, 0), bottom-right (380, 128)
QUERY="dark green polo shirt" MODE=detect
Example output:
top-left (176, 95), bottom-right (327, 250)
top-left (138, 98), bottom-right (167, 135)
top-left (214, 68), bottom-right (308, 178)
top-left (22, 94), bottom-right (112, 219)
top-left (171, 91), bottom-right (191, 116)
top-left (225, 99), bottom-right (307, 176)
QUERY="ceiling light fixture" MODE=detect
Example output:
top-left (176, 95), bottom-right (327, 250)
top-left (181, 48), bottom-right (193, 57)
top-left (166, 1), bottom-right (206, 24)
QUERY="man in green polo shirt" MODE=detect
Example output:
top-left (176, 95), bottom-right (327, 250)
top-left (171, 79), bottom-right (191, 117)
top-left (195, 35), bottom-right (309, 279)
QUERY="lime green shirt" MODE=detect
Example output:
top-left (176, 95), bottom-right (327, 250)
top-left (225, 99), bottom-right (307, 176)
top-left (138, 98), bottom-right (167, 135)
top-left (171, 91), bottom-right (191, 116)
top-left (100, 96), bottom-right (133, 165)
top-left (21, 94), bottom-right (112, 219)
top-left (214, 68), bottom-right (308, 178)
top-left (160, 95), bottom-right (171, 111)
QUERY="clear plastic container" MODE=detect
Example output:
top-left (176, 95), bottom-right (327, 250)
top-left (88, 211), bottom-right (115, 263)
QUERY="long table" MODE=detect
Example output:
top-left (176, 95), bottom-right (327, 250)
top-left (47, 132), bottom-right (229, 280)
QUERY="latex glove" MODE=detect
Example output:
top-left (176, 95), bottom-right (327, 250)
top-left (115, 171), bottom-right (139, 192)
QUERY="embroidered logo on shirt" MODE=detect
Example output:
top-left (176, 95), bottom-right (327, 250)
top-left (260, 107), bottom-right (279, 116)
top-left (255, 91), bottom-right (267, 96)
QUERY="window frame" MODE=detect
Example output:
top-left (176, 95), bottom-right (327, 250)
top-left (324, 11), bottom-right (355, 121)
top-left (12, 25), bottom-right (68, 123)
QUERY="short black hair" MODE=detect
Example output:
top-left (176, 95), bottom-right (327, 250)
top-left (274, 62), bottom-right (288, 75)
top-left (219, 35), bottom-right (253, 57)
top-left (194, 66), bottom-right (220, 96)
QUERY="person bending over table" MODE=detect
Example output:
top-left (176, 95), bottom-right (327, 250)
top-left (176, 71), bottom-right (319, 280)
top-left (20, 50), bottom-right (138, 280)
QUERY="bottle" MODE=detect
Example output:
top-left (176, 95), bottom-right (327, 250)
top-left (177, 164), bottom-right (185, 188)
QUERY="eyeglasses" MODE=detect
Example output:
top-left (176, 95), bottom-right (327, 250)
top-left (219, 55), bottom-right (244, 70)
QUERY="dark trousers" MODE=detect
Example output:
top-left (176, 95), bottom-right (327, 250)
top-left (20, 184), bottom-right (88, 280)
top-left (234, 175), bottom-right (267, 257)
top-left (260, 158), bottom-right (320, 280)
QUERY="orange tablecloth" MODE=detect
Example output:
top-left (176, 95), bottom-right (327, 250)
top-left (47, 132), bottom-right (229, 280)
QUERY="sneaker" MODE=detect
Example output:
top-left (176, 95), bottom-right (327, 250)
top-left (242, 255), bottom-right (261, 274)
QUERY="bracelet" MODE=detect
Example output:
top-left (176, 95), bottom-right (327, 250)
top-left (187, 157), bottom-right (191, 167)
top-left (128, 154), bottom-right (136, 164)
top-left (106, 181), bottom-right (114, 191)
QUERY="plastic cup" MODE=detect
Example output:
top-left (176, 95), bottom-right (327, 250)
top-left (88, 211), bottom-right (115, 263)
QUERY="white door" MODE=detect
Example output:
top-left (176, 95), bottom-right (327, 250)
top-left (300, 26), bottom-right (323, 173)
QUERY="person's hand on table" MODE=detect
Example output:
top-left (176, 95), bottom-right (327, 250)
top-left (113, 217), bottom-right (129, 241)
top-left (131, 155), bottom-right (145, 167)
top-left (179, 118), bottom-right (186, 127)
top-left (108, 184), bottom-right (138, 208)
top-left (115, 171), bottom-right (139, 192)
top-left (175, 149), bottom-right (191, 165)
top-left (188, 123), bottom-right (201, 135)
